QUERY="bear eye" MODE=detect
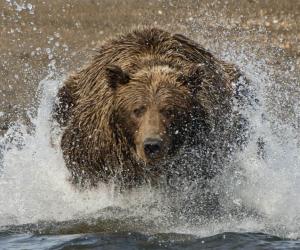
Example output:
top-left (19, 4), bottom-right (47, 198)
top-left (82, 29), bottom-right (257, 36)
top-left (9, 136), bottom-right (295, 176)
top-left (133, 106), bottom-right (146, 118)
top-left (161, 108), bottom-right (175, 119)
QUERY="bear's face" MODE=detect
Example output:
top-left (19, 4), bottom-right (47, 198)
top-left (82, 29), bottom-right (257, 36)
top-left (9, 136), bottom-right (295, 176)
top-left (108, 65), bottom-right (195, 164)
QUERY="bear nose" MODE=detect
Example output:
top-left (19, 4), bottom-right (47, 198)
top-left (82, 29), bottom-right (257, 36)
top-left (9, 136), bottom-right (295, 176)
top-left (144, 138), bottom-right (162, 158)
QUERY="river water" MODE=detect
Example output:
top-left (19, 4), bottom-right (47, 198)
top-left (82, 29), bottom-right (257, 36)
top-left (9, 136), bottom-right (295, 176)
top-left (1, 1), bottom-right (300, 249)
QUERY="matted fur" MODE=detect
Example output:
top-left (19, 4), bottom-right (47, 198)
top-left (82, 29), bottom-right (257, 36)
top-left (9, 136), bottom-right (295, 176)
top-left (55, 27), bottom-right (246, 188)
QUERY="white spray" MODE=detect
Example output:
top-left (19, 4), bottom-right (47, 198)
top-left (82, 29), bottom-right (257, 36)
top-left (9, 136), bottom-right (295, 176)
top-left (0, 46), bottom-right (299, 239)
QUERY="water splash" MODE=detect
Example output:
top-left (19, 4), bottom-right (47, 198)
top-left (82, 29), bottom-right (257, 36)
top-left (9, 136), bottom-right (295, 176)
top-left (0, 77), bottom-right (118, 226)
top-left (215, 47), bottom-right (300, 239)
top-left (0, 48), bottom-right (299, 239)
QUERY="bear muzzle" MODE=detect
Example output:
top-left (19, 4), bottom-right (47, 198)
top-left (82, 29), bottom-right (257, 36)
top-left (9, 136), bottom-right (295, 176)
top-left (136, 134), bottom-right (170, 164)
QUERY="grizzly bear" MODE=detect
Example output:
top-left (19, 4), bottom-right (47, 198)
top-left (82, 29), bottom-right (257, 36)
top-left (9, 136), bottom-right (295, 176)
top-left (55, 27), bottom-right (248, 188)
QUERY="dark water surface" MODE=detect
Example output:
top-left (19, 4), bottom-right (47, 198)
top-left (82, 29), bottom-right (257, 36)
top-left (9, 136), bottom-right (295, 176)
top-left (1, 210), bottom-right (300, 250)
top-left (1, 230), bottom-right (300, 250)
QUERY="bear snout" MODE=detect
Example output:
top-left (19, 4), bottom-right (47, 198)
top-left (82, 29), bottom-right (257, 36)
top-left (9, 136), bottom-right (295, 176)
top-left (143, 137), bottom-right (163, 158)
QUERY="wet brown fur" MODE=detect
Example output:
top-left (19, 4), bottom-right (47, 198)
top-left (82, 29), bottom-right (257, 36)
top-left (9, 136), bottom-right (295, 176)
top-left (55, 27), bottom-right (243, 188)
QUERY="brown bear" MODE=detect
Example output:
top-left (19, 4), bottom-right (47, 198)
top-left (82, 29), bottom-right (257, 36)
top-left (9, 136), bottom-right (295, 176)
top-left (55, 27), bottom-right (248, 188)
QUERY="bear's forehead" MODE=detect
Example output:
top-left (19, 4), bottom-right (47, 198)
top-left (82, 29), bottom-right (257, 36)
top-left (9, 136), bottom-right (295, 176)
top-left (132, 65), bottom-right (182, 87)
top-left (114, 64), bottom-right (192, 109)
top-left (116, 84), bottom-right (190, 110)
top-left (118, 69), bottom-right (187, 96)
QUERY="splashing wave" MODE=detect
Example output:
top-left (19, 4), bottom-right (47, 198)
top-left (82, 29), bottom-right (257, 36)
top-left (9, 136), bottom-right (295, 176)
top-left (0, 48), bottom-right (299, 239)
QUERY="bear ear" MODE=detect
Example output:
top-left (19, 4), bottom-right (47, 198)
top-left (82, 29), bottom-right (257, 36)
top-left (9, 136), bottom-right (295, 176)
top-left (105, 65), bottom-right (130, 89)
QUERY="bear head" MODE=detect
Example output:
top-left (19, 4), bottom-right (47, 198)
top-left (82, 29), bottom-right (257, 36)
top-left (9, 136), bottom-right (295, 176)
top-left (106, 63), bottom-right (206, 165)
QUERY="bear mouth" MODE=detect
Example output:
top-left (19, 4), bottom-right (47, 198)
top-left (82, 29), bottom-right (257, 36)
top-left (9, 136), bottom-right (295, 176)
top-left (136, 149), bottom-right (168, 165)
top-left (144, 148), bottom-right (172, 165)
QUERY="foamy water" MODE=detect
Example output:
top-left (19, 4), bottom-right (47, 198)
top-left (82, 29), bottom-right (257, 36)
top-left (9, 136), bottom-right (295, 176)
top-left (0, 77), bottom-right (116, 226)
top-left (0, 48), bottom-right (299, 239)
